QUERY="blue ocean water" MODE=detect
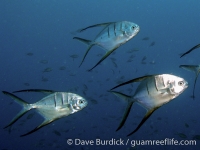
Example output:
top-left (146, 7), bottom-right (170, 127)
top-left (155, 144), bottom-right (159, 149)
top-left (0, 0), bottom-right (200, 150)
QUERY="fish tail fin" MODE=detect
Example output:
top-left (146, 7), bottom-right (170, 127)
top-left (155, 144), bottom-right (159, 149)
top-left (73, 37), bottom-right (92, 46)
top-left (109, 91), bottom-right (134, 131)
top-left (73, 37), bottom-right (95, 68)
top-left (2, 91), bottom-right (32, 128)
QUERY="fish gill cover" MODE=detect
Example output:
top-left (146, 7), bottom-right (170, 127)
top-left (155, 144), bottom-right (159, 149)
top-left (0, 0), bottom-right (200, 150)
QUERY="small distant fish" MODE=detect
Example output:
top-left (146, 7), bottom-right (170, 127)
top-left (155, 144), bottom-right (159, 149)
top-left (89, 98), bottom-right (98, 104)
top-left (193, 135), bottom-right (200, 140)
top-left (184, 123), bottom-right (189, 128)
top-left (142, 56), bottom-right (147, 61)
top-left (26, 113), bottom-right (35, 119)
top-left (176, 133), bottom-right (187, 139)
top-left (70, 54), bottom-right (79, 61)
top-left (59, 66), bottom-right (66, 70)
top-left (157, 117), bottom-right (162, 120)
top-left (39, 60), bottom-right (48, 64)
top-left (179, 65), bottom-right (200, 99)
top-left (73, 21), bottom-right (140, 71)
top-left (53, 130), bottom-right (61, 136)
top-left (43, 67), bottom-right (52, 72)
top-left (112, 61), bottom-right (118, 68)
top-left (26, 52), bottom-right (33, 56)
top-left (41, 77), bottom-right (48, 82)
top-left (149, 42), bottom-right (155, 47)
top-left (180, 43), bottom-right (200, 58)
top-left (109, 74), bottom-right (188, 136)
top-left (142, 37), bottom-right (150, 40)
top-left (126, 48), bottom-right (139, 53)
top-left (2, 89), bottom-right (87, 136)
top-left (24, 83), bottom-right (30, 86)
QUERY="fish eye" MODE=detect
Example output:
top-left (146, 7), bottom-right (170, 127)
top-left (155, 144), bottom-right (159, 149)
top-left (132, 26), bottom-right (135, 29)
top-left (178, 81), bottom-right (184, 86)
top-left (79, 100), bottom-right (83, 104)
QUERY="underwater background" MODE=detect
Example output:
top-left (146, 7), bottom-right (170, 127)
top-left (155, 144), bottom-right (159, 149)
top-left (1, 0), bottom-right (200, 150)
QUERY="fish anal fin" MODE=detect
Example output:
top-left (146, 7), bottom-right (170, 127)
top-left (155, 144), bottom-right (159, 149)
top-left (20, 119), bottom-right (54, 137)
top-left (116, 101), bottom-right (134, 131)
top-left (79, 44), bottom-right (94, 68)
top-left (88, 47), bottom-right (117, 71)
top-left (127, 108), bottom-right (158, 136)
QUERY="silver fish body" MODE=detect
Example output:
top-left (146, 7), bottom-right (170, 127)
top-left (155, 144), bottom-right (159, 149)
top-left (3, 89), bottom-right (88, 136)
top-left (110, 74), bottom-right (188, 136)
top-left (73, 21), bottom-right (140, 71)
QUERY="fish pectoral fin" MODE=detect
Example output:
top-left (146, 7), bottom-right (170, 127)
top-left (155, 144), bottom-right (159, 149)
top-left (20, 119), bottom-right (54, 137)
top-left (127, 108), bottom-right (158, 136)
top-left (87, 48), bottom-right (117, 71)
top-left (116, 101), bottom-right (134, 131)
top-left (2, 91), bottom-right (31, 128)
top-left (74, 22), bottom-right (115, 33)
top-left (12, 89), bottom-right (56, 94)
top-left (110, 75), bottom-right (155, 90)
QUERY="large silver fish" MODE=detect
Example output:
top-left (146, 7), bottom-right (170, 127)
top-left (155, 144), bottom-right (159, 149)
top-left (179, 65), bottom-right (200, 99)
top-left (109, 74), bottom-right (188, 136)
top-left (2, 89), bottom-right (88, 137)
top-left (73, 21), bottom-right (140, 71)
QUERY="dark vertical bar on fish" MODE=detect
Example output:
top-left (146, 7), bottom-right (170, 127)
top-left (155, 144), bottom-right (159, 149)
top-left (154, 78), bottom-right (158, 91)
top-left (54, 94), bottom-right (57, 107)
top-left (61, 93), bottom-right (64, 105)
top-left (108, 26), bottom-right (110, 38)
top-left (114, 23), bottom-right (116, 36)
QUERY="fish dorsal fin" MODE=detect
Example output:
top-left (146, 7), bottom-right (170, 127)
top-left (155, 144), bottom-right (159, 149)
top-left (127, 107), bottom-right (158, 136)
top-left (20, 119), bottom-right (55, 137)
top-left (88, 47), bottom-right (118, 71)
top-left (74, 22), bottom-right (115, 33)
top-left (180, 43), bottom-right (200, 58)
top-left (180, 65), bottom-right (200, 99)
top-left (110, 75), bottom-right (154, 90)
top-left (13, 89), bottom-right (56, 94)
top-left (109, 91), bottom-right (133, 131)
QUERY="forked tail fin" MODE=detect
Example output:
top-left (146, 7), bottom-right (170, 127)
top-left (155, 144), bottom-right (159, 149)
top-left (2, 91), bottom-right (32, 128)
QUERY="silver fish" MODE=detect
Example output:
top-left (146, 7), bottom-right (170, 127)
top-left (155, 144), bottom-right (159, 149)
top-left (2, 89), bottom-right (88, 137)
top-left (180, 65), bottom-right (200, 99)
top-left (73, 21), bottom-right (140, 71)
top-left (109, 74), bottom-right (188, 136)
